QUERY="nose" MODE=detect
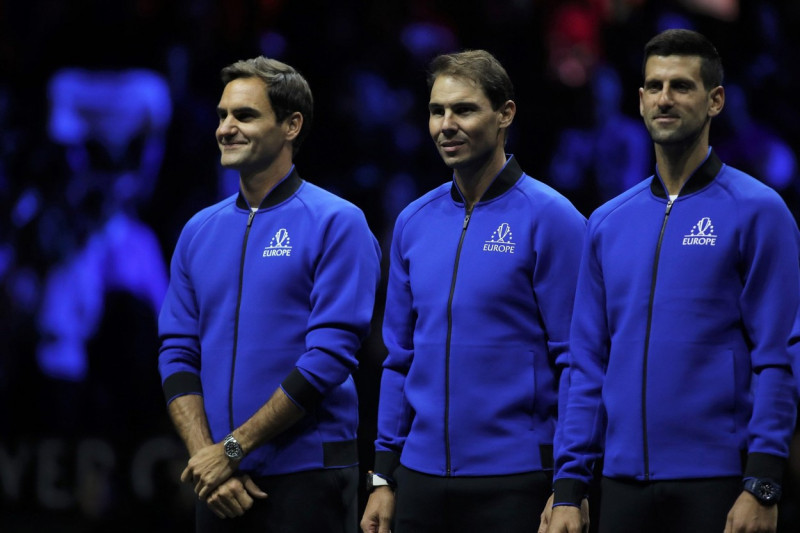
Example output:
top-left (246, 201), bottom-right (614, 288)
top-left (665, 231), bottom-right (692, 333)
top-left (656, 87), bottom-right (673, 108)
top-left (440, 110), bottom-right (457, 133)
top-left (217, 115), bottom-right (237, 138)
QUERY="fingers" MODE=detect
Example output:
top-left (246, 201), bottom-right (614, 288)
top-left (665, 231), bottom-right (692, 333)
top-left (723, 508), bottom-right (733, 533)
top-left (180, 464), bottom-right (192, 484)
top-left (242, 475), bottom-right (269, 499)
top-left (537, 517), bottom-right (548, 533)
top-left (207, 477), bottom-right (256, 519)
top-left (207, 493), bottom-right (244, 519)
top-left (360, 516), bottom-right (377, 532)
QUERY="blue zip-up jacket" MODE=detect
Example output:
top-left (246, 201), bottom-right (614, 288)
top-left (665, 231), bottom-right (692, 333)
top-left (374, 156), bottom-right (586, 478)
top-left (158, 167), bottom-right (381, 476)
top-left (554, 150), bottom-right (800, 505)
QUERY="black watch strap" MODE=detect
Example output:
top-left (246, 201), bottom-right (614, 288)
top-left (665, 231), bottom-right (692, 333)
top-left (743, 477), bottom-right (781, 506)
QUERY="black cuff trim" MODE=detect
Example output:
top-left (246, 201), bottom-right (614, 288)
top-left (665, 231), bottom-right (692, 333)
top-left (744, 452), bottom-right (786, 483)
top-left (553, 478), bottom-right (588, 506)
top-left (323, 439), bottom-right (358, 467)
top-left (374, 450), bottom-right (401, 481)
top-left (281, 368), bottom-right (323, 412)
top-left (163, 372), bottom-right (202, 404)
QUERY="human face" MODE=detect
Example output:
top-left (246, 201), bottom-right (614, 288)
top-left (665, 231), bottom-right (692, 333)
top-left (428, 75), bottom-right (513, 173)
top-left (639, 55), bottom-right (724, 147)
top-left (216, 77), bottom-right (292, 175)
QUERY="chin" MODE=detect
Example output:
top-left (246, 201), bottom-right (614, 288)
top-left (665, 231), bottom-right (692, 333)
top-left (220, 157), bottom-right (243, 169)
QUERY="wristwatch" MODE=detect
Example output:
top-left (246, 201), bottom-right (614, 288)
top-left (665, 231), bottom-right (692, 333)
top-left (366, 471), bottom-right (394, 493)
top-left (743, 477), bottom-right (781, 505)
top-left (222, 433), bottom-right (244, 462)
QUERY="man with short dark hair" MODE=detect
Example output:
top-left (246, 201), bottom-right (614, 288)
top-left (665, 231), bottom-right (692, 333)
top-left (361, 49), bottom-right (586, 533)
top-left (158, 56), bottom-right (381, 532)
top-left (544, 29), bottom-right (800, 533)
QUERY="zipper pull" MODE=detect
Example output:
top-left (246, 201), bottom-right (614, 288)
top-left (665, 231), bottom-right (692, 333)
top-left (463, 207), bottom-right (474, 230)
top-left (665, 199), bottom-right (673, 215)
top-left (247, 209), bottom-right (256, 227)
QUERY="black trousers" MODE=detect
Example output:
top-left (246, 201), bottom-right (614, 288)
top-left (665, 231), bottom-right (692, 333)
top-left (598, 476), bottom-right (741, 533)
top-left (195, 466), bottom-right (358, 533)
top-left (393, 465), bottom-right (552, 533)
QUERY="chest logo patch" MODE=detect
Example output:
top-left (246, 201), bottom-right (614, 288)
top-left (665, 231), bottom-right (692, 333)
top-left (263, 228), bottom-right (292, 257)
top-left (682, 217), bottom-right (717, 246)
top-left (483, 223), bottom-right (515, 254)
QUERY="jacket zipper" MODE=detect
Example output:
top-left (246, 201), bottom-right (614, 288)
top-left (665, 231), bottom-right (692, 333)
top-left (642, 199), bottom-right (673, 479)
top-left (444, 208), bottom-right (473, 475)
top-left (229, 209), bottom-right (257, 431)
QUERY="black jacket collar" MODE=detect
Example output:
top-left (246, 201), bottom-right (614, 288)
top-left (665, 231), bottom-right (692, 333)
top-left (650, 148), bottom-right (723, 199)
top-left (450, 155), bottom-right (523, 204)
top-left (235, 166), bottom-right (303, 209)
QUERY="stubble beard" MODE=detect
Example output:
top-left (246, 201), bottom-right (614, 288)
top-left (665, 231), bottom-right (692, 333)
top-left (647, 115), bottom-right (708, 149)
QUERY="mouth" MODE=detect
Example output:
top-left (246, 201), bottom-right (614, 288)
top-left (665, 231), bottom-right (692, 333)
top-left (653, 114), bottom-right (679, 123)
top-left (220, 141), bottom-right (246, 149)
top-left (439, 140), bottom-right (465, 154)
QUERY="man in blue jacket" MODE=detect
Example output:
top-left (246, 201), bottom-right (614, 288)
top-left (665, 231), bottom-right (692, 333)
top-left (545, 29), bottom-right (799, 533)
top-left (360, 49), bottom-right (586, 533)
top-left (158, 56), bottom-right (381, 532)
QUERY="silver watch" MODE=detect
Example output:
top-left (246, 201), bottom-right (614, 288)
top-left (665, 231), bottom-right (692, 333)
top-left (223, 433), bottom-right (243, 461)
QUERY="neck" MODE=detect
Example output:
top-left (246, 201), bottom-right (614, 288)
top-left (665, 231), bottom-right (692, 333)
top-left (239, 157), bottom-right (293, 208)
top-left (454, 150), bottom-right (507, 210)
top-left (654, 137), bottom-right (709, 197)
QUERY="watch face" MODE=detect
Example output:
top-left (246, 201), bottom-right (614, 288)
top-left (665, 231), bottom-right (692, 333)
top-left (758, 481), bottom-right (778, 501)
top-left (746, 478), bottom-right (781, 504)
top-left (224, 437), bottom-right (242, 459)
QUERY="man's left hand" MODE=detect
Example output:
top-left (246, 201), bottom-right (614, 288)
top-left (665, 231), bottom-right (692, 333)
top-left (181, 442), bottom-right (237, 500)
top-left (724, 491), bottom-right (777, 533)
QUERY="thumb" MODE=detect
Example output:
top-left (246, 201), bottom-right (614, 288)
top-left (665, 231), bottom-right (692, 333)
top-left (242, 475), bottom-right (269, 499)
top-left (539, 509), bottom-right (550, 532)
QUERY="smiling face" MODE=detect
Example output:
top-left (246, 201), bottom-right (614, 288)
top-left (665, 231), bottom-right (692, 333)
top-left (215, 76), bottom-right (295, 177)
top-left (428, 75), bottom-right (514, 175)
top-left (639, 55), bottom-right (724, 148)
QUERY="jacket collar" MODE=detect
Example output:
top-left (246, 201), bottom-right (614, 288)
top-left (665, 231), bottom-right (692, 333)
top-left (235, 166), bottom-right (303, 209)
top-left (650, 148), bottom-right (722, 199)
top-left (450, 155), bottom-right (523, 204)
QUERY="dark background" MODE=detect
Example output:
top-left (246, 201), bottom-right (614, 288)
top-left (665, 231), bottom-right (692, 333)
top-left (1, 0), bottom-right (799, 531)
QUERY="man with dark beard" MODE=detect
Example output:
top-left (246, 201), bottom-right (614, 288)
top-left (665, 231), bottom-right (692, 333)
top-left (544, 29), bottom-right (800, 533)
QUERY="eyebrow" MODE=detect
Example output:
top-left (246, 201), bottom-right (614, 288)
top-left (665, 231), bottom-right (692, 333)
top-left (217, 105), bottom-right (260, 115)
top-left (428, 100), bottom-right (480, 110)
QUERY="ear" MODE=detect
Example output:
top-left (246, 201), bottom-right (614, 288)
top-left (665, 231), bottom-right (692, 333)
top-left (283, 111), bottom-right (303, 142)
top-left (638, 87), bottom-right (645, 118)
top-left (708, 86), bottom-right (724, 118)
top-left (498, 100), bottom-right (516, 129)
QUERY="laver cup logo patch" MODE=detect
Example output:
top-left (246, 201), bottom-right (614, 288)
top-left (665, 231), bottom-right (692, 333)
top-left (263, 228), bottom-right (292, 257)
top-left (683, 217), bottom-right (717, 246)
top-left (483, 223), bottom-right (515, 254)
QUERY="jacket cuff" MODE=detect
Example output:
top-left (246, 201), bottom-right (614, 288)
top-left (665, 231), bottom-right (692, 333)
top-left (744, 452), bottom-right (786, 483)
top-left (374, 450), bottom-right (401, 481)
top-left (553, 478), bottom-right (588, 507)
top-left (163, 371), bottom-right (203, 404)
top-left (281, 368), bottom-right (323, 412)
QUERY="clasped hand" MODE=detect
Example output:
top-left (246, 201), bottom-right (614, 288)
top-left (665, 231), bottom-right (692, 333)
top-left (181, 442), bottom-right (236, 500)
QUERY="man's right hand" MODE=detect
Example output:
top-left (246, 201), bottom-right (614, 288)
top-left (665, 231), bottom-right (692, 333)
top-left (360, 486), bottom-right (395, 533)
top-left (541, 503), bottom-right (588, 533)
top-left (206, 474), bottom-right (268, 519)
